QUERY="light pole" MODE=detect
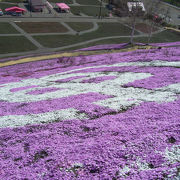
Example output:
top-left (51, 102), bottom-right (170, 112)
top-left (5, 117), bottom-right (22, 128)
top-left (30, 0), bottom-right (32, 17)
top-left (98, 0), bottom-right (103, 19)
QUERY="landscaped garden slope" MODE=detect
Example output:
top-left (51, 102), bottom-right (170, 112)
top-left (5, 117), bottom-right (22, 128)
top-left (0, 43), bottom-right (180, 179)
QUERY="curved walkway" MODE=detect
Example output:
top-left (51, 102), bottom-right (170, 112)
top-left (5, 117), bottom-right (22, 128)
top-left (10, 22), bottom-right (44, 49)
top-left (0, 16), bottom-right (166, 59)
top-left (0, 29), bottom-right (165, 59)
top-left (79, 22), bottom-right (98, 35)
top-left (0, 21), bottom-right (100, 50)
top-left (60, 22), bottom-right (76, 35)
top-left (51, 33), bottom-right (155, 51)
top-left (165, 27), bottom-right (180, 32)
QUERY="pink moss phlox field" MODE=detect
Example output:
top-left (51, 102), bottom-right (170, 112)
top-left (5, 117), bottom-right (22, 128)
top-left (69, 66), bottom-right (179, 89)
top-left (0, 98), bottom-right (179, 179)
top-left (10, 85), bottom-right (39, 92)
top-left (81, 76), bottom-right (117, 83)
top-left (123, 67), bottom-right (180, 89)
top-left (0, 46), bottom-right (179, 85)
top-left (149, 41), bottom-right (180, 47)
top-left (27, 87), bottom-right (62, 95)
top-left (0, 44), bottom-right (180, 179)
top-left (55, 76), bottom-right (87, 83)
top-left (0, 92), bottom-right (113, 116)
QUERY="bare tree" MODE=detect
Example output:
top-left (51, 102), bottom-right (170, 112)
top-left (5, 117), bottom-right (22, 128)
top-left (129, 5), bottom-right (137, 44)
top-left (163, 7), bottom-right (171, 24)
top-left (98, 0), bottom-right (103, 19)
top-left (145, 0), bottom-right (162, 44)
top-left (128, 1), bottom-right (145, 44)
top-left (110, 0), bottom-right (145, 44)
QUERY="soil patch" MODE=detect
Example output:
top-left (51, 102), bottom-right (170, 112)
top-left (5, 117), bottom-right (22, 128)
top-left (16, 22), bottom-right (68, 33)
top-left (135, 23), bottom-right (158, 33)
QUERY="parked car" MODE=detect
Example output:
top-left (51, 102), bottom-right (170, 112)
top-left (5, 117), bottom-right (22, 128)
top-left (4, 11), bottom-right (20, 16)
top-left (0, 9), bottom-right (3, 16)
top-left (11, 12), bottom-right (17, 16)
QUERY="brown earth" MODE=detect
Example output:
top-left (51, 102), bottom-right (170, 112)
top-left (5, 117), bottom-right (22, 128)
top-left (16, 22), bottom-right (68, 33)
top-left (135, 23), bottom-right (158, 33)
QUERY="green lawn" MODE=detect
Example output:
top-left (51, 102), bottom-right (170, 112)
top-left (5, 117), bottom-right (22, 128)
top-left (48, 0), bottom-right (73, 4)
top-left (66, 22), bottom-right (94, 32)
top-left (70, 6), bottom-right (109, 17)
top-left (76, 0), bottom-right (100, 5)
top-left (0, 36), bottom-right (37, 54)
top-left (64, 30), bottom-right (180, 50)
top-left (63, 38), bottom-right (131, 51)
top-left (0, 22), bottom-right (20, 34)
top-left (149, 30), bottom-right (180, 43)
top-left (34, 23), bottom-right (136, 48)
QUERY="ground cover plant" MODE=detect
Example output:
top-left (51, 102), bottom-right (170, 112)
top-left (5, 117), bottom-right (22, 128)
top-left (0, 43), bottom-right (179, 179)
top-left (135, 23), bottom-right (158, 34)
top-left (0, 22), bottom-right (20, 34)
top-left (15, 22), bottom-right (68, 34)
top-left (78, 42), bottom-right (180, 51)
top-left (63, 30), bottom-right (180, 51)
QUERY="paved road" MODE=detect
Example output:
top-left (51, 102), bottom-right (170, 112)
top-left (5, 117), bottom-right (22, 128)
top-left (142, 0), bottom-right (180, 25)
top-left (0, 17), bottom-right (118, 22)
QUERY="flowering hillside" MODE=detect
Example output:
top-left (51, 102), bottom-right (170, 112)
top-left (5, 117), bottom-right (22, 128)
top-left (0, 43), bottom-right (180, 179)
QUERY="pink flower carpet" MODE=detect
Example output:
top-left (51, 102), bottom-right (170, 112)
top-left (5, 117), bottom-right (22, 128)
top-left (0, 43), bottom-right (179, 179)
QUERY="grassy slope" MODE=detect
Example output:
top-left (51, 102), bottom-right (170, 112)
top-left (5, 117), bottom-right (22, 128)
top-left (70, 6), bottom-right (109, 16)
top-left (63, 30), bottom-right (180, 51)
top-left (34, 23), bottom-right (136, 48)
top-left (0, 36), bottom-right (37, 54)
top-left (0, 22), bottom-right (19, 34)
